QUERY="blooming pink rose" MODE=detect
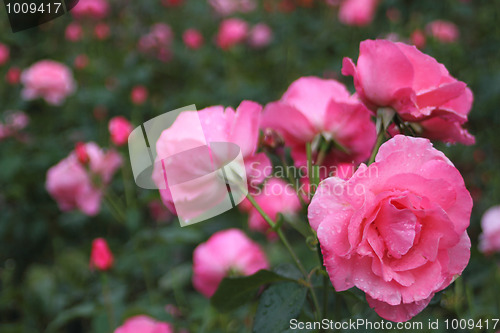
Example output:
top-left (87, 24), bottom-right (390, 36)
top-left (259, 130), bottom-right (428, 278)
top-left (114, 315), bottom-right (173, 333)
top-left (89, 238), bottom-right (114, 271)
top-left (71, 0), bottom-right (110, 20)
top-left (183, 29), bottom-right (204, 50)
top-left (153, 101), bottom-right (271, 217)
top-left (216, 18), bottom-right (248, 50)
top-left (130, 85), bottom-right (148, 105)
top-left (262, 76), bottom-right (376, 171)
top-left (65, 23), bottom-right (83, 41)
top-left (248, 23), bottom-right (273, 48)
top-left (342, 39), bottom-right (474, 145)
top-left (46, 142), bottom-right (122, 215)
top-left (21, 60), bottom-right (76, 106)
top-left (0, 43), bottom-right (10, 66)
top-left (478, 206), bottom-right (500, 255)
top-left (426, 20), bottom-right (459, 43)
top-left (192, 229), bottom-right (269, 297)
top-left (109, 116), bottom-right (133, 146)
top-left (338, 0), bottom-right (378, 27)
top-left (308, 135), bottom-right (472, 322)
top-left (241, 178), bottom-right (301, 236)
top-left (209, 0), bottom-right (256, 15)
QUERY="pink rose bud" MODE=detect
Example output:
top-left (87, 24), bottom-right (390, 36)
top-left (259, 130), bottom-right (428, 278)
top-left (21, 60), bottom-right (76, 106)
top-left (248, 23), bottom-right (273, 48)
top-left (183, 29), bottom-right (204, 50)
top-left (0, 43), bottom-right (10, 66)
top-left (114, 315), bottom-right (173, 333)
top-left (216, 18), bottom-right (248, 50)
top-left (75, 141), bottom-right (90, 164)
top-left (192, 229), bottom-right (269, 297)
top-left (5, 67), bottom-right (21, 85)
top-left (130, 85), bottom-right (148, 105)
top-left (94, 23), bottom-right (110, 40)
top-left (109, 116), bottom-right (133, 146)
top-left (74, 54), bottom-right (89, 69)
top-left (342, 39), bottom-right (474, 145)
top-left (72, 0), bottom-right (110, 20)
top-left (90, 238), bottom-right (114, 271)
top-left (309, 135), bottom-right (472, 322)
top-left (479, 206), bottom-right (500, 255)
top-left (426, 20), bottom-right (459, 43)
top-left (338, 0), bottom-right (378, 27)
top-left (65, 23), bottom-right (83, 42)
top-left (410, 29), bottom-right (426, 49)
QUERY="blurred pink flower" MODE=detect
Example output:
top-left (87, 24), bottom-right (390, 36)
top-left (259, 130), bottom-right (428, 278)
top-left (72, 0), bottom-right (110, 20)
top-left (479, 206), bottom-right (500, 255)
top-left (241, 178), bottom-right (301, 236)
top-left (109, 116), bottom-right (133, 146)
top-left (0, 111), bottom-right (29, 141)
top-left (89, 238), bottom-right (114, 271)
top-left (5, 67), bottom-right (21, 85)
top-left (410, 29), bottom-right (426, 49)
top-left (149, 200), bottom-right (174, 223)
top-left (138, 23), bottom-right (174, 62)
top-left (192, 229), bottom-right (269, 297)
top-left (115, 315), bottom-right (173, 333)
top-left (162, 0), bottom-right (184, 6)
top-left (183, 29), bottom-right (204, 50)
top-left (130, 85), bottom-right (148, 105)
top-left (209, 0), bottom-right (256, 15)
top-left (309, 135), bottom-right (472, 322)
top-left (262, 76), bottom-right (376, 171)
top-left (94, 23), bottom-right (110, 40)
top-left (0, 43), bottom-right (10, 65)
top-left (426, 20), bottom-right (459, 43)
top-left (248, 23), bottom-right (273, 48)
top-left (216, 18), bottom-right (248, 50)
top-left (343, 39), bottom-right (475, 144)
top-left (46, 142), bottom-right (122, 215)
top-left (74, 54), bottom-right (89, 69)
top-left (21, 60), bottom-right (76, 106)
top-left (338, 0), bottom-right (378, 27)
top-left (65, 23), bottom-right (83, 41)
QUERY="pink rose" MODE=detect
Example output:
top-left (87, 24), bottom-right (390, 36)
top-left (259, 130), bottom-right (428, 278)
top-left (0, 111), bottom-right (29, 141)
top-left (183, 29), bottom-right (204, 50)
top-left (410, 29), bottom-right (426, 49)
top-left (426, 20), bottom-right (459, 43)
top-left (262, 76), bottom-right (376, 170)
top-left (74, 54), bottom-right (89, 69)
top-left (479, 206), bottom-right (500, 255)
top-left (209, 0), bottom-right (256, 15)
top-left (130, 85), bottom-right (148, 105)
top-left (114, 315), bottom-right (173, 333)
top-left (94, 23), bottom-right (110, 40)
top-left (342, 39), bottom-right (474, 145)
top-left (338, 0), bottom-right (378, 27)
top-left (248, 23), bottom-right (273, 48)
top-left (46, 142), bottom-right (122, 215)
top-left (21, 60), bottom-right (76, 106)
top-left (138, 23), bottom-right (174, 62)
top-left (71, 0), bottom-right (110, 20)
top-left (65, 23), bottom-right (83, 41)
top-left (308, 135), bottom-right (472, 322)
top-left (153, 101), bottom-right (271, 218)
top-left (109, 116), bottom-right (133, 146)
top-left (89, 238), bottom-right (114, 271)
top-left (192, 229), bottom-right (269, 297)
top-left (216, 18), bottom-right (248, 50)
top-left (6, 67), bottom-right (21, 85)
top-left (0, 43), bottom-right (10, 66)
top-left (241, 178), bottom-right (301, 236)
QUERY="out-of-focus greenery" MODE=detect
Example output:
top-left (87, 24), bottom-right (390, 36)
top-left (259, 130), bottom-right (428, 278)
top-left (1, 0), bottom-right (500, 332)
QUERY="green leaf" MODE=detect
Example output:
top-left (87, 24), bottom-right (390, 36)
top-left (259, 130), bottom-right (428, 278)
top-left (158, 263), bottom-right (192, 292)
top-left (252, 282), bottom-right (307, 333)
top-left (211, 269), bottom-right (298, 312)
top-left (46, 303), bottom-right (95, 332)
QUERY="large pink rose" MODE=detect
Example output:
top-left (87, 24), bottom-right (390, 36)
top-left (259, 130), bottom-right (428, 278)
top-left (216, 18), bottom-right (248, 50)
top-left (21, 60), bottom-right (76, 106)
top-left (46, 142), bottom-right (122, 216)
top-left (342, 39), bottom-right (474, 145)
top-left (262, 76), bottom-right (376, 170)
top-left (192, 229), bottom-right (269, 297)
top-left (478, 205), bottom-right (500, 255)
top-left (308, 135), bottom-right (472, 322)
top-left (114, 315), bottom-right (173, 333)
top-left (338, 0), bottom-right (378, 27)
top-left (71, 0), bottom-right (110, 20)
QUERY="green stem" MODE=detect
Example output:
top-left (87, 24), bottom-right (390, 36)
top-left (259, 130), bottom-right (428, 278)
top-left (368, 130), bottom-right (385, 165)
top-left (280, 156), bottom-right (307, 207)
top-left (101, 273), bottom-right (116, 330)
top-left (104, 190), bottom-right (126, 223)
